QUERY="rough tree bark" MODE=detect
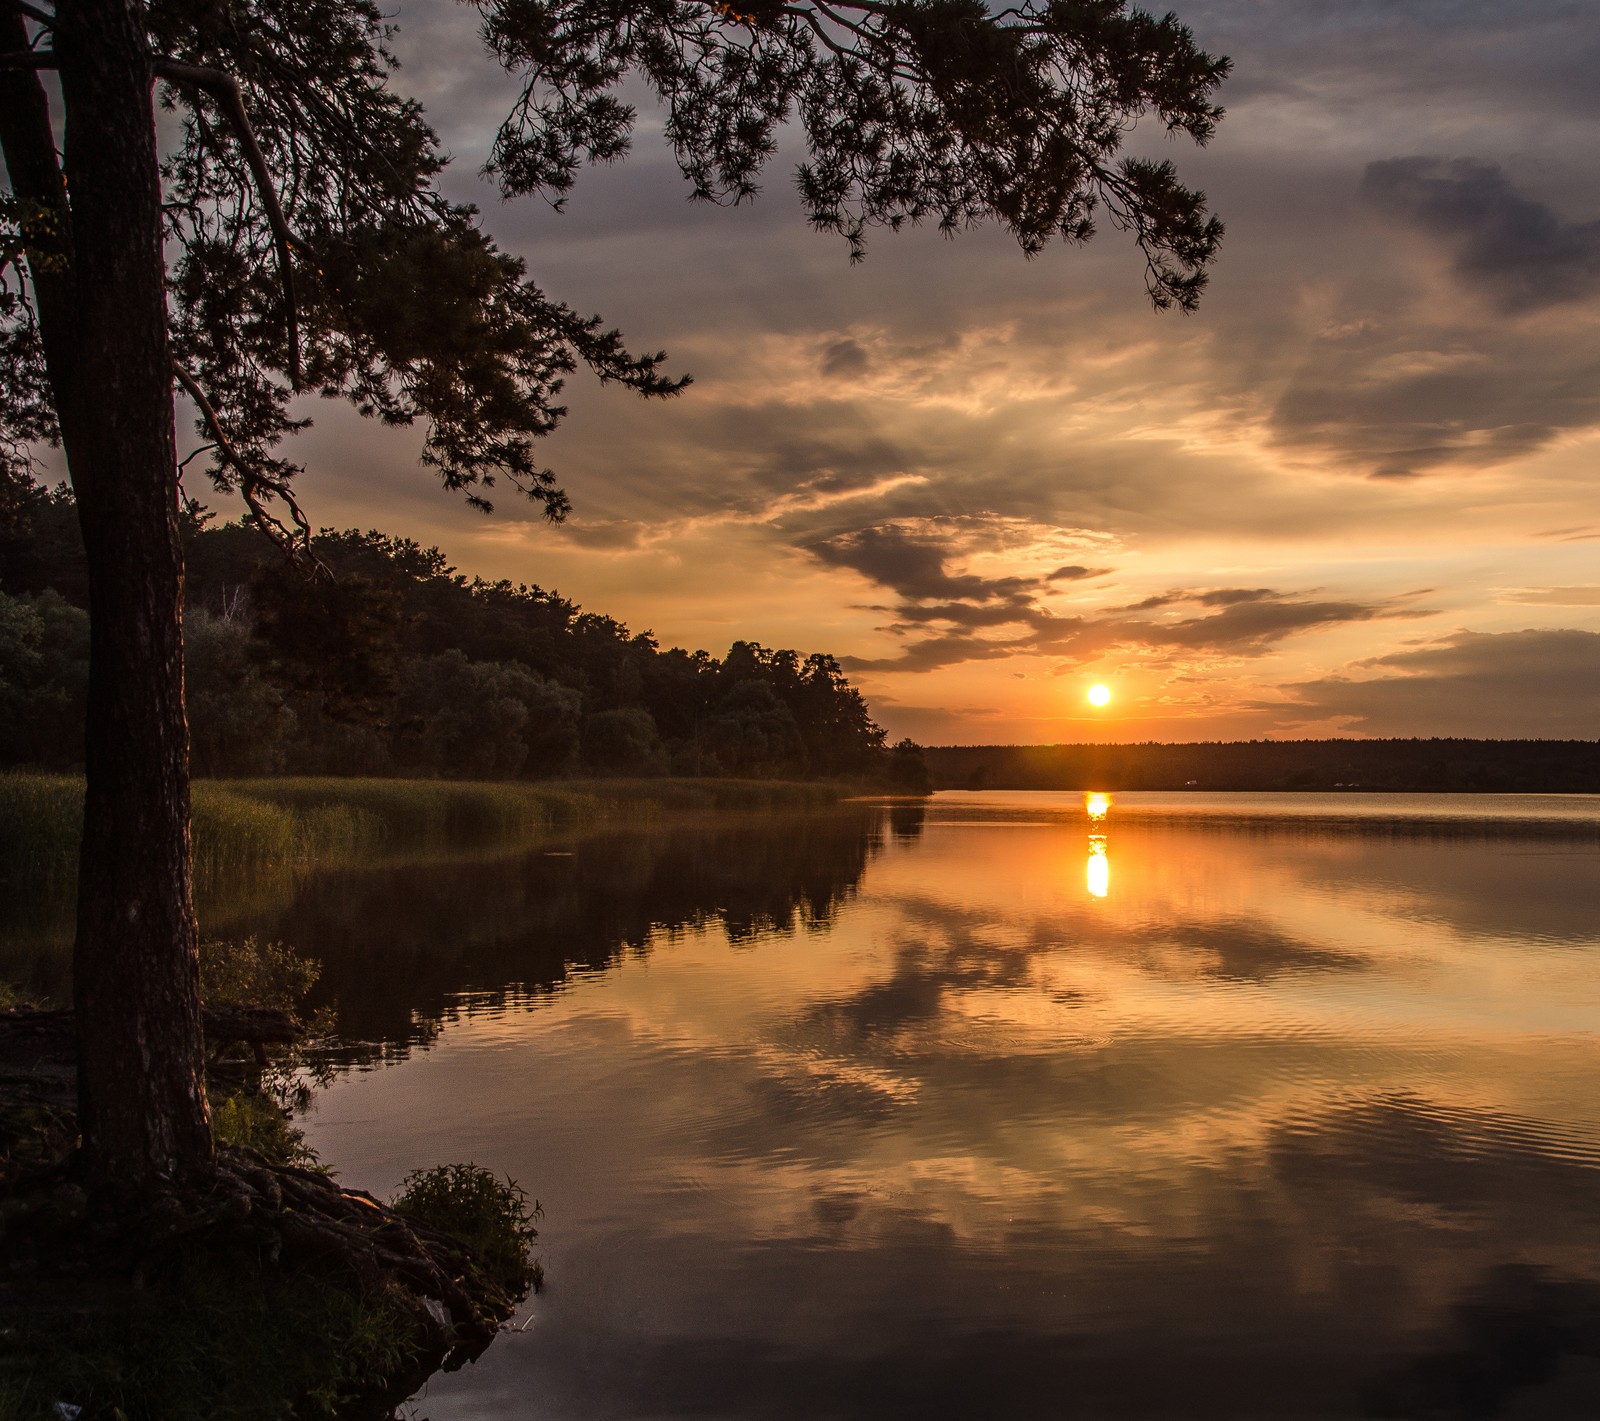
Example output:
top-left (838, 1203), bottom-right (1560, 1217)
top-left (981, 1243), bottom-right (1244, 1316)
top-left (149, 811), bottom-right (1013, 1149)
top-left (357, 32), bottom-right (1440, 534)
top-left (0, 0), bottom-right (213, 1192)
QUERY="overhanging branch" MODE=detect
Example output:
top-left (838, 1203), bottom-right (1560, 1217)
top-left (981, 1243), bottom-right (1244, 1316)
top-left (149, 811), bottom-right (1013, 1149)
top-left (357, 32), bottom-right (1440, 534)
top-left (171, 359), bottom-right (325, 572)
top-left (0, 47), bottom-right (53, 70)
top-left (0, 1), bottom-right (54, 30)
top-left (154, 59), bottom-right (308, 388)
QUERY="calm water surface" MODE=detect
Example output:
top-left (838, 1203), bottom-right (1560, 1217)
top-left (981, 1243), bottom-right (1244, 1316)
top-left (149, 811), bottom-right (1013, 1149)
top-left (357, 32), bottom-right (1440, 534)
top-left (285, 792), bottom-right (1600, 1419)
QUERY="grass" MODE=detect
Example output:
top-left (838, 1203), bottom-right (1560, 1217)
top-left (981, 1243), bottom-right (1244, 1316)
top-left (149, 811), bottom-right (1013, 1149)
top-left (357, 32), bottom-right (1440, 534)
top-left (0, 1253), bottom-right (430, 1421)
top-left (0, 774), bottom-right (83, 881)
top-left (0, 773), bottom-right (845, 886)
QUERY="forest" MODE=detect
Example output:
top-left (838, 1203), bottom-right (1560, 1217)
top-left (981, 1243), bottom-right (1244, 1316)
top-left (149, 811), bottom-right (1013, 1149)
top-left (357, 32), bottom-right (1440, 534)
top-left (0, 473), bottom-right (925, 787)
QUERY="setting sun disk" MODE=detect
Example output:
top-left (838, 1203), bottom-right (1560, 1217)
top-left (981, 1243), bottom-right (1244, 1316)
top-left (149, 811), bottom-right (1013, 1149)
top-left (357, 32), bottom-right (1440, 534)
top-left (1087, 683), bottom-right (1112, 707)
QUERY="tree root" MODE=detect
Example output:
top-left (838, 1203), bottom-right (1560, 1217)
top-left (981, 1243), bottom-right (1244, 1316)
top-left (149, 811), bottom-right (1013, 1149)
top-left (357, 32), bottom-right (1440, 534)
top-left (114, 1145), bottom-right (523, 1368)
top-left (2, 1005), bottom-right (531, 1390)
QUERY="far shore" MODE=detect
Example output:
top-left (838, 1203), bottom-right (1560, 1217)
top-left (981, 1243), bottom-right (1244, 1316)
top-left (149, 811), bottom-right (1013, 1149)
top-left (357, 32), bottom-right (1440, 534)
top-left (927, 738), bottom-right (1600, 794)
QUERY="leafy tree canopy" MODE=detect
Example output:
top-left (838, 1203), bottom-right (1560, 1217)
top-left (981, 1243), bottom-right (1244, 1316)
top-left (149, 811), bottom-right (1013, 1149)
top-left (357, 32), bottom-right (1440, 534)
top-left (1, 0), bottom-right (1226, 546)
top-left (1, 495), bottom-right (896, 781)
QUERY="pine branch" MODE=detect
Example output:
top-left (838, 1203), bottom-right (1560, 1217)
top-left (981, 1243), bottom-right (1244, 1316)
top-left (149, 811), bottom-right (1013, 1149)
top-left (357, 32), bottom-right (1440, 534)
top-left (0, 1), bottom-right (54, 30)
top-left (153, 59), bottom-right (308, 387)
top-left (0, 47), bottom-right (53, 70)
top-left (171, 358), bottom-right (325, 571)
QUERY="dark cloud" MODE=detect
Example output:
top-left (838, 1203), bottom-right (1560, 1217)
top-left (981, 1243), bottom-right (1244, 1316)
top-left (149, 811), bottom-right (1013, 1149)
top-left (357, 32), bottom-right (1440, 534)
top-left (1265, 317), bottom-right (1600, 477)
top-left (819, 338), bottom-right (872, 378)
top-left (883, 600), bottom-right (1040, 630)
top-left (808, 524), bottom-right (1035, 607)
top-left (1144, 596), bottom-right (1392, 653)
top-left (1045, 564), bottom-right (1109, 583)
top-left (1534, 526), bottom-right (1600, 542)
top-left (833, 548), bottom-right (1398, 671)
top-left (1363, 157), bottom-right (1600, 313)
top-left (1287, 627), bottom-right (1600, 736)
top-left (1123, 592), bottom-right (1181, 612)
top-left (843, 630), bottom-right (1038, 674)
top-left (1253, 151), bottom-right (1600, 476)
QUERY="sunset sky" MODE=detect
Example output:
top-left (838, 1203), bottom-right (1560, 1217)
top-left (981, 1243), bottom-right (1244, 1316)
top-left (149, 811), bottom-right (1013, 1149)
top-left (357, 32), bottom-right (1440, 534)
top-left (207, 0), bottom-right (1600, 744)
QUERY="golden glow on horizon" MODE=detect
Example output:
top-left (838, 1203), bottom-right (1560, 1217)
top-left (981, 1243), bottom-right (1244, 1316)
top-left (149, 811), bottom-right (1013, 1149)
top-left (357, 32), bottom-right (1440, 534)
top-left (1086, 792), bottom-right (1111, 820)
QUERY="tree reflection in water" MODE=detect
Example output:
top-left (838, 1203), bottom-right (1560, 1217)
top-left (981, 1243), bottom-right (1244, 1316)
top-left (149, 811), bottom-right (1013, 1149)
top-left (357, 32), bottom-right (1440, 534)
top-left (226, 804), bottom-right (893, 1064)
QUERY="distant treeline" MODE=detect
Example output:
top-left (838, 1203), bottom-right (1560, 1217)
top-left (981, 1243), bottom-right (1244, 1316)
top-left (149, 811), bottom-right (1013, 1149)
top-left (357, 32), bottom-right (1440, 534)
top-left (0, 477), bottom-right (928, 787)
top-left (928, 740), bottom-right (1600, 793)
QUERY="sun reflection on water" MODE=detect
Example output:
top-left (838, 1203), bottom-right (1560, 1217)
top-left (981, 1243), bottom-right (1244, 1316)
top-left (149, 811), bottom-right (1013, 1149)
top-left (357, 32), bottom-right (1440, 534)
top-left (1085, 791), bottom-right (1111, 898)
top-left (1087, 836), bottom-right (1109, 898)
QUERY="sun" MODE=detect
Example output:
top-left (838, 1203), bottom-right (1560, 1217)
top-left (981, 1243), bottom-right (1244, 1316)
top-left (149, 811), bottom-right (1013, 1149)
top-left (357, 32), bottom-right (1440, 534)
top-left (1087, 683), bottom-right (1112, 708)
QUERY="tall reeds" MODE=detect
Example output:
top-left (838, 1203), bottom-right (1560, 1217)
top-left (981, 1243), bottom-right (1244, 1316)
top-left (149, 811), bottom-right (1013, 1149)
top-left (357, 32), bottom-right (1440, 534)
top-left (0, 774), bottom-right (844, 886)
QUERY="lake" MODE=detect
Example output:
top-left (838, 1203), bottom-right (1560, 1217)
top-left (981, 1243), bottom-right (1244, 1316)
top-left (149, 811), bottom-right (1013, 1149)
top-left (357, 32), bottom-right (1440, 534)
top-left (268, 793), bottom-right (1600, 1415)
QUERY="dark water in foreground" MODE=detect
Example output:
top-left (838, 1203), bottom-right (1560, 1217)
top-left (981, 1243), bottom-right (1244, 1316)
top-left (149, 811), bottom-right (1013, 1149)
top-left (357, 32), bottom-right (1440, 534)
top-left (281, 792), bottom-right (1600, 1418)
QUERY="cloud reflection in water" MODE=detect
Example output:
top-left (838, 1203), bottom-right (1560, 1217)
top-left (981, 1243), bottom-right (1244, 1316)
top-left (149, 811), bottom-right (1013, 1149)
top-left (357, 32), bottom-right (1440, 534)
top-left (294, 793), bottom-right (1600, 1420)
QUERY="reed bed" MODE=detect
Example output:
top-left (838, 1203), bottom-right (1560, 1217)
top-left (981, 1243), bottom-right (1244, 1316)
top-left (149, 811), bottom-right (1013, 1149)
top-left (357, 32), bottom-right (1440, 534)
top-left (0, 774), bottom-right (84, 881)
top-left (0, 773), bottom-right (845, 886)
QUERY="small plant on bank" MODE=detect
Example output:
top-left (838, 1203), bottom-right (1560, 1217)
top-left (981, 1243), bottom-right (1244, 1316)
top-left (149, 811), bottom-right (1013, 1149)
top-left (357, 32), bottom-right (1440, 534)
top-left (199, 933), bottom-right (321, 1015)
top-left (199, 935), bottom-right (335, 1167)
top-left (393, 1163), bottom-right (544, 1301)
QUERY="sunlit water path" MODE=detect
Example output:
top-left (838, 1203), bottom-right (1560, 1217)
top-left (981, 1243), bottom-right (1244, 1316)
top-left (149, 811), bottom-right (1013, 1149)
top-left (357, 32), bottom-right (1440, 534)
top-left (286, 791), bottom-right (1600, 1419)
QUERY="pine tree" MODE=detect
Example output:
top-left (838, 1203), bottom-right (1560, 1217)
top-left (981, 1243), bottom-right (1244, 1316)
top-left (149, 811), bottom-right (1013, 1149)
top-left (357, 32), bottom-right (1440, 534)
top-left (0, 0), bottom-right (1226, 1194)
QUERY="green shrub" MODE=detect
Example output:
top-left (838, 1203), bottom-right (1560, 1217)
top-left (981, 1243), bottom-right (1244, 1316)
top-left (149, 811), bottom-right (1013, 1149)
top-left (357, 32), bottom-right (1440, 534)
top-left (198, 936), bottom-right (331, 1164)
top-left (392, 1163), bottom-right (541, 1297)
top-left (209, 1090), bottom-right (315, 1169)
top-left (199, 935), bottom-right (321, 1015)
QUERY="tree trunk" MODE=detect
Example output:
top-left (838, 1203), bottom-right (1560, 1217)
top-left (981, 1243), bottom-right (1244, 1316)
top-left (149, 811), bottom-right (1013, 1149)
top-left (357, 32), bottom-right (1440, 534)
top-left (51, 0), bottom-right (212, 1190)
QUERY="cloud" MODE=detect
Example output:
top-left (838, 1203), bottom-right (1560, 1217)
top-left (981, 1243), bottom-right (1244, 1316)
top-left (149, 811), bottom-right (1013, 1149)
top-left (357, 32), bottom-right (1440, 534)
top-left (843, 630), bottom-right (1040, 675)
top-left (1287, 628), bottom-right (1600, 736)
top-left (819, 338), bottom-right (872, 379)
top-left (1362, 157), bottom-right (1600, 313)
top-left (821, 528), bottom-right (1404, 671)
top-left (1263, 302), bottom-right (1600, 478)
top-left (808, 524), bottom-right (1038, 608)
top-left (1501, 586), bottom-right (1600, 606)
top-left (1249, 152), bottom-right (1600, 476)
top-left (286, 0), bottom-right (1600, 739)
top-left (1142, 595), bottom-right (1393, 653)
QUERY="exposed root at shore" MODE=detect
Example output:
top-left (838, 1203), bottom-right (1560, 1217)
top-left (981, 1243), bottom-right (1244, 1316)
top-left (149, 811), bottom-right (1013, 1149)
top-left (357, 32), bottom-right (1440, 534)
top-left (1, 1004), bottom-right (538, 1416)
top-left (143, 1147), bottom-right (524, 1362)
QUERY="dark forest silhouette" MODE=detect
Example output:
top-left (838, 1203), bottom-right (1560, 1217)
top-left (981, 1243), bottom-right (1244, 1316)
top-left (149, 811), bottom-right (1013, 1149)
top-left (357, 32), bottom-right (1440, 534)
top-left (1, 475), bottom-right (930, 785)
